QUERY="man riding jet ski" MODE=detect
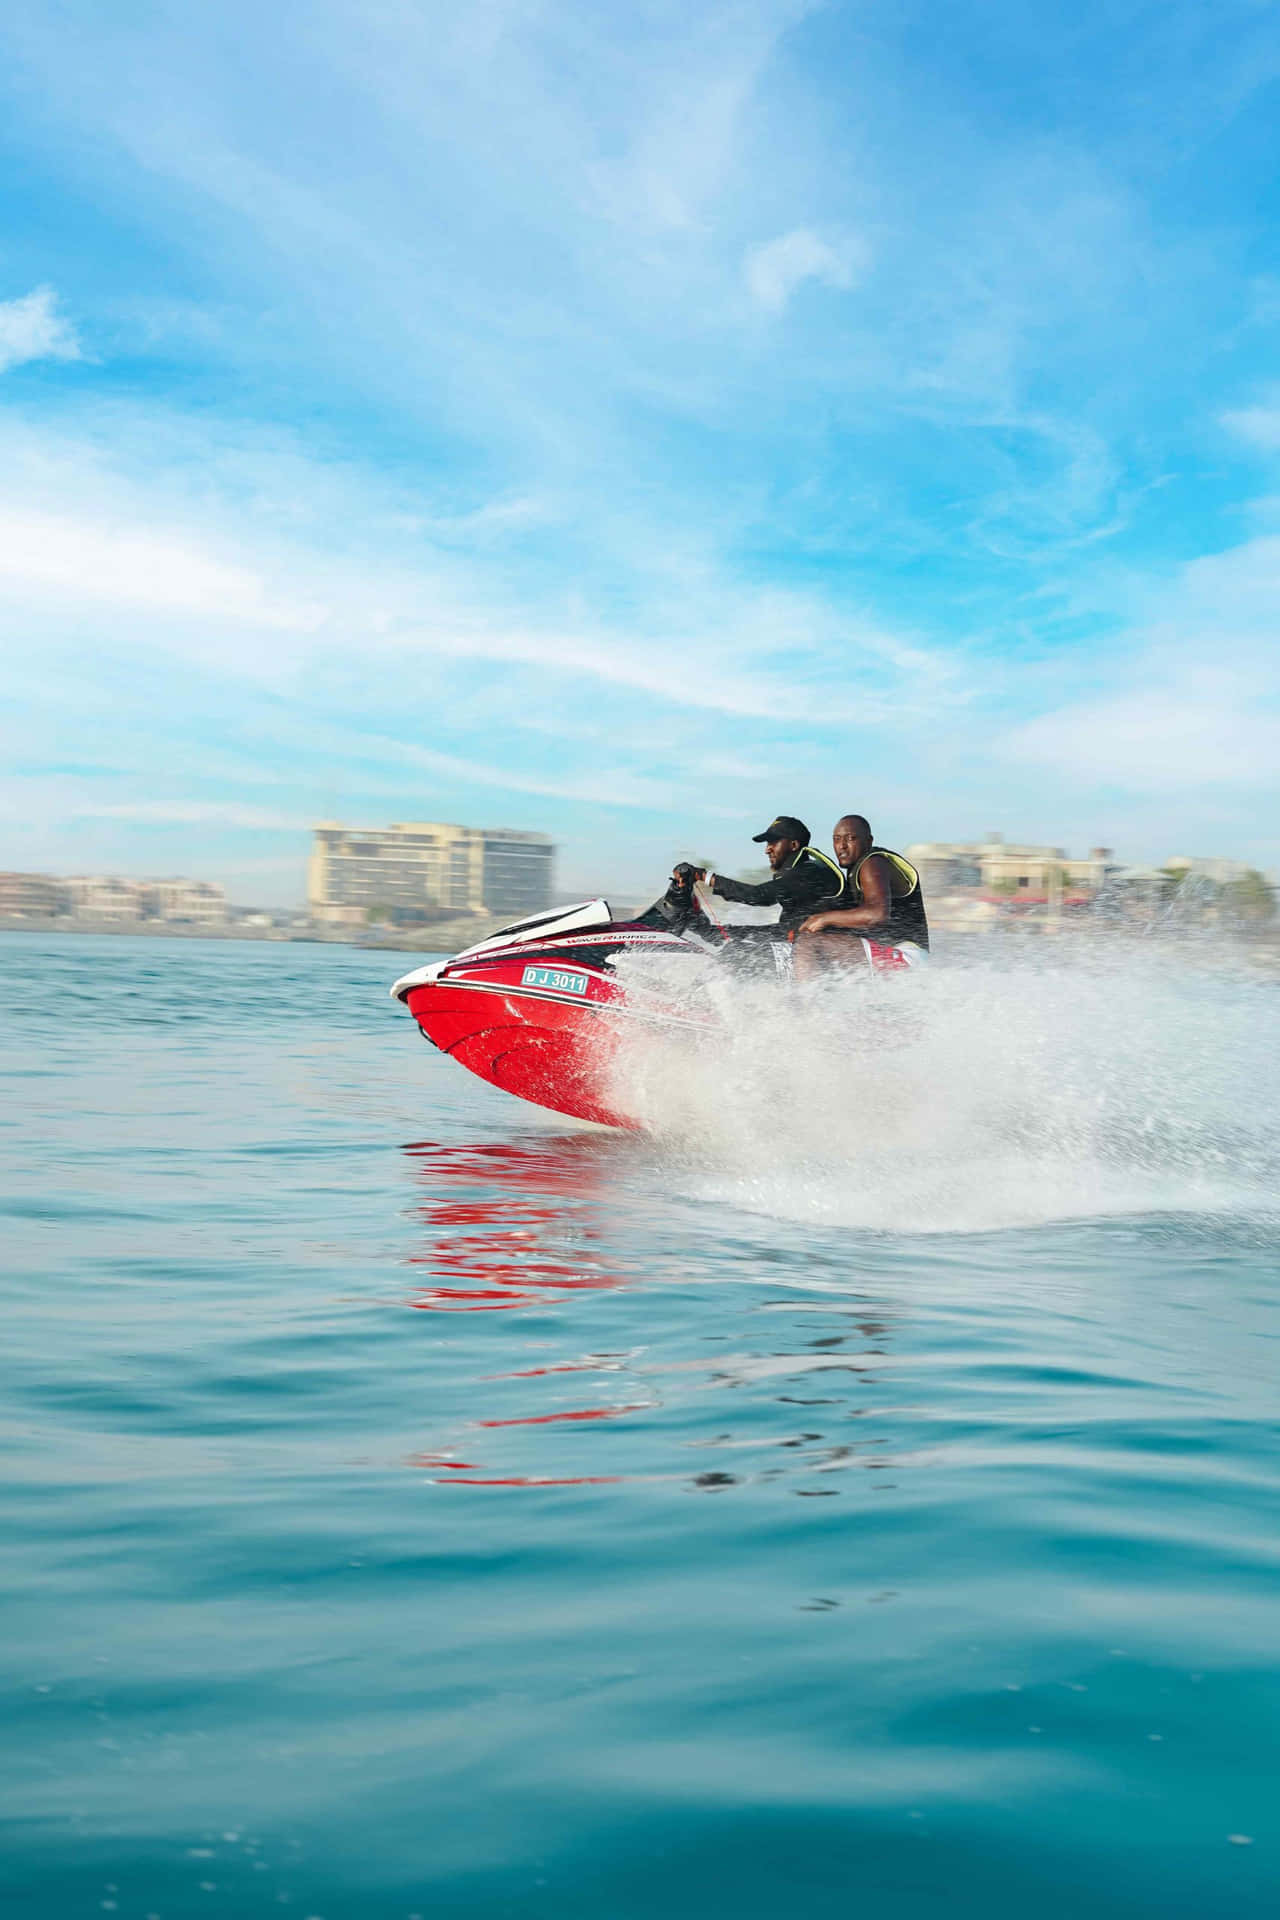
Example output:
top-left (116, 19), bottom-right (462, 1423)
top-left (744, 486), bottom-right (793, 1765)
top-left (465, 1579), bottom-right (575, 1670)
top-left (390, 811), bottom-right (926, 1129)
top-left (637, 813), bottom-right (844, 966)
top-left (795, 813), bottom-right (929, 976)
top-left (700, 814), bottom-right (846, 931)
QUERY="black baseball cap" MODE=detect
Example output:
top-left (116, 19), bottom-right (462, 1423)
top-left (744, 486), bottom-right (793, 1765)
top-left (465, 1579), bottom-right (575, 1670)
top-left (752, 815), bottom-right (810, 845)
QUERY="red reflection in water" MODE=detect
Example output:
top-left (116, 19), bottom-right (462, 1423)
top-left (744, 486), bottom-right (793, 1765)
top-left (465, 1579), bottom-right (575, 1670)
top-left (402, 1135), bottom-right (621, 1198)
top-left (400, 1135), bottom-right (645, 1481)
top-left (485, 1360), bottom-right (628, 1380)
top-left (407, 1451), bottom-right (623, 1487)
top-left (407, 1240), bottom-right (621, 1314)
top-left (478, 1403), bottom-right (648, 1429)
top-left (398, 1136), bottom-right (903, 1494)
top-left (401, 1136), bottom-right (631, 1315)
top-left (438, 1475), bottom-right (623, 1488)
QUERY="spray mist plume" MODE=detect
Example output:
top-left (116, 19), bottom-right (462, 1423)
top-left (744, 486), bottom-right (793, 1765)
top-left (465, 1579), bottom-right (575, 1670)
top-left (607, 936), bottom-right (1280, 1236)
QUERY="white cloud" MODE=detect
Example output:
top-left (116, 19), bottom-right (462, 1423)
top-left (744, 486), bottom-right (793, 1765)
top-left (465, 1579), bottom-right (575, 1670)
top-left (341, 735), bottom-right (677, 811)
top-left (0, 286), bottom-right (81, 373)
top-left (744, 228), bottom-right (867, 312)
top-left (78, 801), bottom-right (311, 830)
top-left (1002, 534), bottom-right (1280, 796)
top-left (0, 402), bottom-right (964, 729)
top-left (1221, 403), bottom-right (1280, 451)
top-left (0, 505), bottom-right (324, 629)
top-left (1004, 674), bottom-right (1280, 791)
top-left (56, 741), bottom-right (675, 825)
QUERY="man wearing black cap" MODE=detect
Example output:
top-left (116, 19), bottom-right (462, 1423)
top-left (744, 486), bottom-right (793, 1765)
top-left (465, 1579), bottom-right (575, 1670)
top-left (694, 815), bottom-right (845, 935)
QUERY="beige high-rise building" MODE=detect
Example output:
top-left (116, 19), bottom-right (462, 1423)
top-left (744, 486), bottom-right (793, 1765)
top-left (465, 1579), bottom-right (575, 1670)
top-left (308, 822), bottom-right (554, 927)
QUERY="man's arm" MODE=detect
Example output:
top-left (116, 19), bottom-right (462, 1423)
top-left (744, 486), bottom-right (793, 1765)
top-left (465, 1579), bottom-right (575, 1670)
top-left (799, 854), bottom-right (892, 934)
top-left (707, 863), bottom-right (839, 912)
top-left (705, 869), bottom-right (794, 907)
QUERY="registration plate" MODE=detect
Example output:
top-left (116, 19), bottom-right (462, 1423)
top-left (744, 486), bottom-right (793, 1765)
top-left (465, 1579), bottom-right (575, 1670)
top-left (521, 964), bottom-right (590, 996)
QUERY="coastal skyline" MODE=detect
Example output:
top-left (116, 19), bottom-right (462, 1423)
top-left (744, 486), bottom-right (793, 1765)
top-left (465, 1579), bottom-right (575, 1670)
top-left (4, 2), bottom-right (1280, 903)
top-left (6, 824), bottom-right (1271, 921)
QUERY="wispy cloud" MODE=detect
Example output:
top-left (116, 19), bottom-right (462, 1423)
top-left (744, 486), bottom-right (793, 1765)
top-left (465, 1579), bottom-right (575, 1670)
top-left (1004, 672), bottom-right (1280, 792)
top-left (744, 229), bottom-right (866, 312)
top-left (0, 285), bottom-right (80, 373)
top-left (0, 400), bottom-right (967, 728)
top-left (0, 505), bottom-right (323, 628)
top-left (1221, 400), bottom-right (1280, 451)
top-left (77, 801), bottom-right (312, 831)
top-left (340, 735), bottom-right (679, 813)
top-left (1002, 533), bottom-right (1280, 796)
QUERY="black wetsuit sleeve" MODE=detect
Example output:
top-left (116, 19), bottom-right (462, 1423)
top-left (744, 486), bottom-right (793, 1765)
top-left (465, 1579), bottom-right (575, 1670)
top-left (709, 871), bottom-right (790, 907)
top-left (711, 866), bottom-right (828, 911)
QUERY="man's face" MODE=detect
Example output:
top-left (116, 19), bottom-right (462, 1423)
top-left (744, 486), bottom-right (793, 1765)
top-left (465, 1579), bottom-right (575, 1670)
top-left (832, 820), bottom-right (868, 869)
top-left (766, 836), bottom-right (800, 871)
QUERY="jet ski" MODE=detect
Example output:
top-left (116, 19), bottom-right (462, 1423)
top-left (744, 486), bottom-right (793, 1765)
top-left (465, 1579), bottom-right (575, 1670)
top-left (390, 895), bottom-right (721, 1129)
top-left (391, 869), bottom-right (927, 1129)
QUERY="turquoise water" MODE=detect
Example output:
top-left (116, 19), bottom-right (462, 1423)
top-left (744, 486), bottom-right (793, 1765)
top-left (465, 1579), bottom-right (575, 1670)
top-left (3, 930), bottom-right (1278, 1917)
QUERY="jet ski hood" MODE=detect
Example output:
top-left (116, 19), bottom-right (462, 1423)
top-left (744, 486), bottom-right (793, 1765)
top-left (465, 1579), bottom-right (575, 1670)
top-left (390, 898), bottom-right (617, 1004)
top-left (390, 899), bottom-right (714, 1128)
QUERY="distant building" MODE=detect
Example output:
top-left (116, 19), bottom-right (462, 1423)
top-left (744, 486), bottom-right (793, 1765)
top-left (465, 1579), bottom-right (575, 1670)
top-left (1100, 865), bottom-right (1169, 906)
top-left (0, 872), bottom-right (65, 917)
top-left (1164, 855), bottom-right (1257, 887)
top-left (2, 873), bottom-right (231, 925)
top-left (142, 879), bottom-right (227, 925)
top-left (903, 842), bottom-right (984, 896)
top-left (480, 830), bottom-right (556, 919)
top-left (905, 834), bottom-right (1117, 898)
top-left (307, 821), bottom-right (554, 927)
top-left (62, 876), bottom-right (147, 921)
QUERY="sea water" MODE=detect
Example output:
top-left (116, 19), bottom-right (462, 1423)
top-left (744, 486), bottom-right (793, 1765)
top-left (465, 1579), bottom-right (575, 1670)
top-left (2, 929), bottom-right (1277, 1918)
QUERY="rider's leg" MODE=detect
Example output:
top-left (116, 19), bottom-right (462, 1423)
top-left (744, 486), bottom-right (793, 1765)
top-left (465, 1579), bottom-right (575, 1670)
top-left (792, 929), bottom-right (871, 982)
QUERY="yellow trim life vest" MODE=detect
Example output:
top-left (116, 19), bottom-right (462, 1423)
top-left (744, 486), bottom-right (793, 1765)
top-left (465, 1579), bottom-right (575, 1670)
top-left (791, 843), bottom-right (846, 898)
top-left (850, 847), bottom-right (920, 900)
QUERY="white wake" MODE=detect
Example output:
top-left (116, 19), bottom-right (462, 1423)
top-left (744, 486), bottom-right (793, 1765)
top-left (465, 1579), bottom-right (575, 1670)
top-left (607, 937), bottom-right (1280, 1234)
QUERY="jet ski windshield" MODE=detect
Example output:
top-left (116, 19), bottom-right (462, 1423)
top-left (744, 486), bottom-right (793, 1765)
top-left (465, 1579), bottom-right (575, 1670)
top-left (462, 897), bottom-right (615, 957)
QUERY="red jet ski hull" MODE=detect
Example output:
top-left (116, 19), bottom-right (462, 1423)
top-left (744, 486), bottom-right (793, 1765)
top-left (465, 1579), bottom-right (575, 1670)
top-left (402, 975), bottom-right (637, 1128)
top-left (393, 908), bottom-right (713, 1129)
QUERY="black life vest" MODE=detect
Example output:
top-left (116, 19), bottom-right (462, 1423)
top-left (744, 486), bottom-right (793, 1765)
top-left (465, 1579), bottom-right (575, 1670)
top-left (792, 843), bottom-right (845, 900)
top-left (845, 846), bottom-right (930, 950)
top-left (762, 843), bottom-right (846, 934)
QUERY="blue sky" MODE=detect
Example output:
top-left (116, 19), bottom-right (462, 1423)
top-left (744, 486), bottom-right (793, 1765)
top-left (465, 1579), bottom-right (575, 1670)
top-left (2, 0), bottom-right (1279, 901)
